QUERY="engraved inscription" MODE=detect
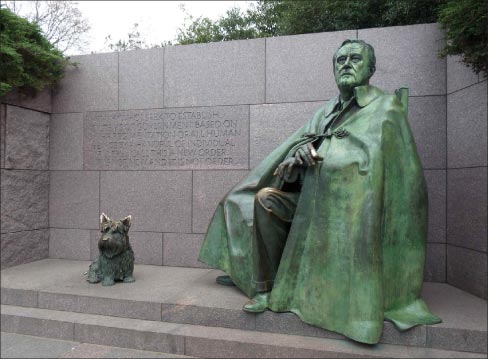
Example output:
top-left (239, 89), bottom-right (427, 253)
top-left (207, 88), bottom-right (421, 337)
top-left (84, 106), bottom-right (249, 170)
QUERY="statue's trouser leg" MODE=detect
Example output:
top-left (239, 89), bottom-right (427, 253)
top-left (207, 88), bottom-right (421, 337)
top-left (252, 187), bottom-right (299, 293)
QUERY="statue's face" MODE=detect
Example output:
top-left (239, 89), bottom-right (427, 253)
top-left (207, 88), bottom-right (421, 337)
top-left (334, 43), bottom-right (372, 89)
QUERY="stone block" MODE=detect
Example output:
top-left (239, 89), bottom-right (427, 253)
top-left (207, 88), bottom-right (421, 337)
top-left (255, 311), bottom-right (344, 340)
top-left (427, 327), bottom-right (487, 354)
top-left (1, 104), bottom-right (5, 168)
top-left (4, 105), bottom-right (49, 170)
top-left (380, 322), bottom-right (426, 347)
top-left (359, 24), bottom-right (446, 96)
top-left (1, 288), bottom-right (38, 307)
top-left (91, 230), bottom-right (163, 265)
top-left (250, 101), bottom-right (324, 168)
top-left (52, 53), bottom-right (118, 113)
top-left (83, 106), bottom-right (249, 171)
top-left (0, 229), bottom-right (49, 269)
top-left (192, 170), bottom-right (249, 233)
top-left (49, 113), bottom-right (83, 170)
top-left (447, 167), bottom-right (487, 252)
top-left (74, 323), bottom-right (184, 354)
top-left (424, 170), bottom-right (446, 244)
top-left (447, 55), bottom-right (480, 94)
top-left (424, 243), bottom-right (446, 283)
top-left (1, 170), bottom-right (49, 233)
top-left (447, 81), bottom-right (487, 168)
top-left (408, 96), bottom-right (446, 169)
top-left (163, 233), bottom-right (208, 268)
top-left (1, 313), bottom-right (74, 341)
top-left (447, 245), bottom-right (487, 299)
top-left (38, 292), bottom-right (161, 321)
top-left (164, 39), bottom-right (265, 107)
top-left (49, 228), bottom-right (90, 260)
top-left (266, 31), bottom-right (356, 103)
top-left (119, 48), bottom-right (164, 110)
top-left (2, 87), bottom-right (52, 113)
top-left (1, 332), bottom-right (80, 359)
top-left (49, 171), bottom-right (99, 229)
top-left (100, 171), bottom-right (191, 233)
top-left (161, 304), bottom-right (255, 330)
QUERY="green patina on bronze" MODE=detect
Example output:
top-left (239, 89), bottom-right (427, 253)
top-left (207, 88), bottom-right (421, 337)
top-left (198, 39), bottom-right (441, 344)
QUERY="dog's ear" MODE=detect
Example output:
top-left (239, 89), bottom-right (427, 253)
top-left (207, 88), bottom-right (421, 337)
top-left (100, 213), bottom-right (110, 225)
top-left (121, 215), bottom-right (132, 230)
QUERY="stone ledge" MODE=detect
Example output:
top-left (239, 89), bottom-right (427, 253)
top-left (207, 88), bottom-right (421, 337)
top-left (1, 259), bottom-right (486, 354)
top-left (2, 305), bottom-right (485, 358)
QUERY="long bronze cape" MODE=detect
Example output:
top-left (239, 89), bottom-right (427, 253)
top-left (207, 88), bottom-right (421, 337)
top-left (199, 85), bottom-right (441, 344)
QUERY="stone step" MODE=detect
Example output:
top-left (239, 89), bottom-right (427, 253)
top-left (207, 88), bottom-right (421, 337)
top-left (2, 305), bottom-right (485, 358)
top-left (1, 259), bottom-right (487, 354)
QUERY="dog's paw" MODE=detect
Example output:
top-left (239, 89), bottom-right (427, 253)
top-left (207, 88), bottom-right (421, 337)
top-left (101, 277), bottom-right (115, 286)
top-left (87, 277), bottom-right (101, 284)
top-left (123, 275), bottom-right (135, 283)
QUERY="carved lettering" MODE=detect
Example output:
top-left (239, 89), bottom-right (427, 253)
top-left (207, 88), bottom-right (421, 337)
top-left (84, 106), bottom-right (249, 170)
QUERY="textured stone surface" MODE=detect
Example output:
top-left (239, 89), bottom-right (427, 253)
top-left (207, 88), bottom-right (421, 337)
top-left (2, 87), bottom-right (52, 113)
top-left (255, 311), bottom-right (344, 340)
top-left (380, 322), bottom-right (426, 347)
top-left (0, 104), bottom-right (5, 168)
top-left (1, 313), bottom-right (74, 341)
top-left (408, 96), bottom-right (446, 169)
top-left (163, 233), bottom-right (208, 268)
top-left (250, 101), bottom-right (324, 168)
top-left (359, 23), bottom-right (446, 96)
top-left (266, 31), bottom-right (356, 103)
top-left (49, 228), bottom-right (90, 260)
top-left (164, 39), bottom-right (265, 107)
top-left (49, 113), bottom-right (83, 170)
top-left (0, 230), bottom-right (49, 269)
top-left (447, 55), bottom-right (480, 94)
top-left (447, 81), bottom-right (487, 168)
top-left (447, 167), bottom-right (487, 252)
top-left (1, 170), bottom-right (49, 233)
top-left (161, 304), bottom-right (255, 330)
top-left (75, 323), bottom-right (185, 354)
top-left (424, 170), bottom-right (446, 244)
top-left (52, 53), bottom-right (118, 113)
top-left (424, 243), bottom-right (446, 283)
top-left (119, 48), bottom-right (164, 110)
top-left (427, 327), bottom-right (487, 354)
top-left (1, 288), bottom-right (38, 307)
top-left (100, 171), bottom-right (191, 233)
top-left (38, 292), bottom-right (161, 321)
top-left (84, 106), bottom-right (249, 170)
top-left (49, 171), bottom-right (99, 229)
top-left (4, 105), bottom-right (50, 170)
top-left (91, 230), bottom-right (163, 265)
top-left (447, 245), bottom-right (487, 299)
top-left (192, 170), bottom-right (249, 233)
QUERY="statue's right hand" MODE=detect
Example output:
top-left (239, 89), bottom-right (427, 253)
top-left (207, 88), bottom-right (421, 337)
top-left (295, 142), bottom-right (321, 167)
top-left (274, 157), bottom-right (301, 179)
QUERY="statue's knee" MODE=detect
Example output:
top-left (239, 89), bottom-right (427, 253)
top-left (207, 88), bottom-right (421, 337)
top-left (256, 187), bottom-right (277, 210)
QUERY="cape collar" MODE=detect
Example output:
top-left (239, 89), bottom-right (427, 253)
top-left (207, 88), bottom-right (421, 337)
top-left (324, 85), bottom-right (384, 118)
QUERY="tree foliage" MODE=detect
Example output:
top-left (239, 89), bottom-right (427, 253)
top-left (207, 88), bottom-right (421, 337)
top-left (438, 0), bottom-right (487, 75)
top-left (0, 7), bottom-right (68, 97)
top-left (3, 1), bottom-right (90, 53)
top-left (176, 0), bottom-right (446, 44)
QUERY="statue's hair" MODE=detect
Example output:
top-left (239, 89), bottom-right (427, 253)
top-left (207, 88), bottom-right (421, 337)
top-left (333, 39), bottom-right (376, 70)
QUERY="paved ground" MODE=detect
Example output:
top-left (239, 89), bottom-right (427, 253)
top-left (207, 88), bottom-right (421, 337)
top-left (1, 332), bottom-right (192, 359)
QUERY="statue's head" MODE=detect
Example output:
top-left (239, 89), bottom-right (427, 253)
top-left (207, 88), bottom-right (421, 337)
top-left (333, 40), bottom-right (376, 90)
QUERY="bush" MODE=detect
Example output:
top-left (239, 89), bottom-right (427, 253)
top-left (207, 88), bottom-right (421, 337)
top-left (438, 0), bottom-right (488, 75)
top-left (0, 7), bottom-right (68, 98)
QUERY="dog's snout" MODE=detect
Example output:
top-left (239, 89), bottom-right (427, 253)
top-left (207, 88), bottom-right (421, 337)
top-left (102, 236), bottom-right (109, 241)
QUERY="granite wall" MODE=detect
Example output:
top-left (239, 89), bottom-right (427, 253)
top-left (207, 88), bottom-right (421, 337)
top-left (3, 23), bottom-right (486, 298)
top-left (0, 90), bottom-right (52, 269)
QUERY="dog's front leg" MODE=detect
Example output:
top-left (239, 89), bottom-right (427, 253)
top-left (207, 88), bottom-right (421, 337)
top-left (101, 276), bottom-right (115, 286)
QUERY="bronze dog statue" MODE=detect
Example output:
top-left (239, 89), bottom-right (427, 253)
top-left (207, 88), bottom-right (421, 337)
top-left (87, 213), bottom-right (135, 286)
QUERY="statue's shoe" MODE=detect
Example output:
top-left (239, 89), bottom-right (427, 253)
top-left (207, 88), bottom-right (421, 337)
top-left (242, 292), bottom-right (270, 313)
top-left (216, 275), bottom-right (235, 286)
